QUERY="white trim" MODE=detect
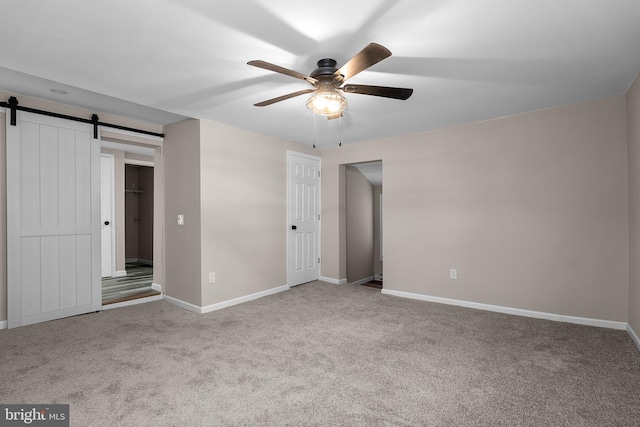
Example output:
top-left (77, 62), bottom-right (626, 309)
top-left (200, 285), bottom-right (289, 314)
top-left (165, 284), bottom-right (290, 314)
top-left (628, 324), bottom-right (640, 352)
top-left (319, 276), bottom-right (348, 285)
top-left (381, 289), bottom-right (628, 330)
top-left (101, 153), bottom-right (116, 278)
top-left (102, 294), bottom-right (163, 310)
top-left (0, 320), bottom-right (7, 330)
top-left (351, 276), bottom-right (375, 286)
top-left (286, 150), bottom-right (322, 162)
top-left (100, 128), bottom-right (164, 144)
top-left (163, 295), bottom-right (201, 314)
top-left (114, 270), bottom-right (127, 278)
top-left (151, 283), bottom-right (162, 292)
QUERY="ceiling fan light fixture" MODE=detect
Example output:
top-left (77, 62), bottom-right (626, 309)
top-left (306, 88), bottom-right (347, 116)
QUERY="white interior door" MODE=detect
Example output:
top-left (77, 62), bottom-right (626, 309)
top-left (100, 154), bottom-right (114, 277)
top-left (7, 111), bottom-right (102, 328)
top-left (287, 152), bottom-right (321, 286)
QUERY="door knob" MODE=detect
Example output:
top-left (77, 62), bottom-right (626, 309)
top-left (291, 225), bottom-right (297, 230)
top-left (104, 221), bottom-right (110, 226)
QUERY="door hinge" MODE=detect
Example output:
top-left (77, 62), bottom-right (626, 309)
top-left (318, 214), bottom-right (320, 220)
top-left (318, 258), bottom-right (321, 264)
top-left (318, 171), bottom-right (321, 178)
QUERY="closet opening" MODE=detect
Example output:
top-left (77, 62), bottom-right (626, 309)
top-left (344, 160), bottom-right (383, 289)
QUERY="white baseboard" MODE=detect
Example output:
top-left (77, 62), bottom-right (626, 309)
top-left (319, 276), bottom-right (348, 285)
top-left (381, 289), bottom-right (628, 330)
top-left (163, 295), bottom-right (201, 314)
top-left (114, 270), bottom-right (127, 278)
top-left (0, 320), bottom-right (7, 330)
top-left (201, 285), bottom-right (289, 314)
top-left (352, 276), bottom-right (375, 286)
top-left (151, 283), bottom-right (162, 293)
top-left (164, 284), bottom-right (290, 314)
top-left (102, 294), bottom-right (163, 311)
top-left (628, 324), bottom-right (640, 352)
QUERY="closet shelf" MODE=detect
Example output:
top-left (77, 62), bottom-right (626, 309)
top-left (125, 190), bottom-right (144, 194)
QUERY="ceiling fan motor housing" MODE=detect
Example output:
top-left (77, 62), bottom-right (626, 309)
top-left (311, 59), bottom-right (342, 84)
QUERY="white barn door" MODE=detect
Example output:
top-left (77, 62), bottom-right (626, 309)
top-left (287, 152), bottom-right (321, 286)
top-left (7, 111), bottom-right (101, 328)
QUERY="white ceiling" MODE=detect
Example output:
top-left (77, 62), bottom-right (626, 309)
top-left (353, 162), bottom-right (383, 187)
top-left (1, 1), bottom-right (640, 149)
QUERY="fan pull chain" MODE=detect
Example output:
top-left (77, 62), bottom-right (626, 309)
top-left (313, 112), bottom-right (316, 149)
top-left (338, 115), bottom-right (342, 147)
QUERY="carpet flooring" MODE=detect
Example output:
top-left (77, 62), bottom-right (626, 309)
top-left (2, 281), bottom-right (639, 426)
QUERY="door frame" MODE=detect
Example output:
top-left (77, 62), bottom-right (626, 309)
top-left (286, 150), bottom-right (321, 287)
top-left (100, 129), bottom-right (164, 297)
top-left (101, 153), bottom-right (116, 277)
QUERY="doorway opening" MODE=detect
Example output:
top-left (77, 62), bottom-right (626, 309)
top-left (344, 161), bottom-right (383, 289)
top-left (102, 164), bottom-right (156, 304)
top-left (100, 139), bottom-right (160, 306)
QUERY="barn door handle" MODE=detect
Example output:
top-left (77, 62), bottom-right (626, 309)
top-left (291, 225), bottom-right (297, 230)
top-left (104, 221), bottom-right (110, 226)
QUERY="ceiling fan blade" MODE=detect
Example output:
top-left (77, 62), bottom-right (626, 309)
top-left (334, 43), bottom-right (392, 82)
top-left (342, 84), bottom-right (413, 100)
top-left (248, 60), bottom-right (318, 85)
top-left (254, 89), bottom-right (316, 107)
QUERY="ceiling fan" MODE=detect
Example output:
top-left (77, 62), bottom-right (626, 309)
top-left (248, 43), bottom-right (413, 119)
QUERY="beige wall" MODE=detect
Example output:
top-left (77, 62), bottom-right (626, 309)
top-left (199, 120), bottom-right (315, 306)
top-left (373, 185), bottom-right (383, 279)
top-left (627, 72), bottom-right (640, 334)
top-left (153, 147), bottom-right (165, 287)
top-left (323, 95), bottom-right (629, 322)
top-left (137, 166), bottom-right (154, 263)
top-left (346, 165), bottom-right (374, 283)
top-left (163, 119), bottom-right (202, 306)
top-left (0, 88), bottom-right (637, 328)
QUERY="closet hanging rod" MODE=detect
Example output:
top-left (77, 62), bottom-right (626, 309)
top-left (1, 96), bottom-right (164, 139)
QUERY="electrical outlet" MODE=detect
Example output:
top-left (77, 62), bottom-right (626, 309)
top-left (209, 272), bottom-right (215, 283)
top-left (177, 214), bottom-right (184, 226)
top-left (450, 269), bottom-right (458, 280)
